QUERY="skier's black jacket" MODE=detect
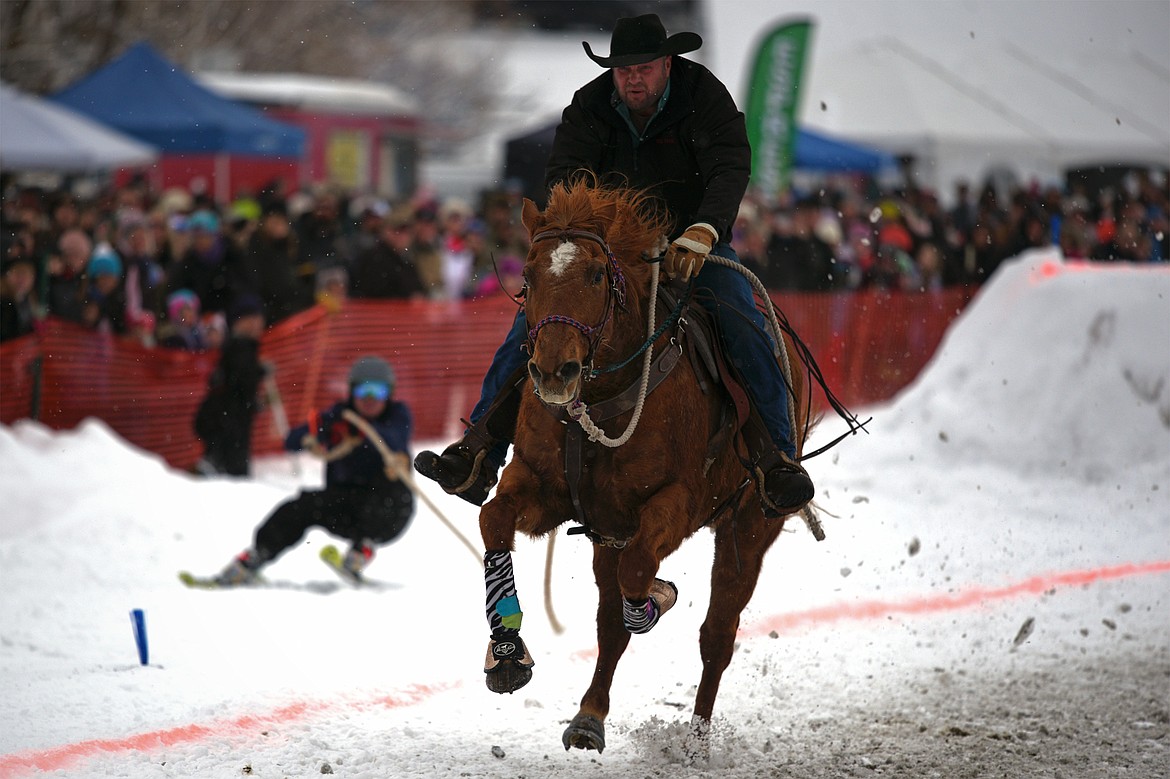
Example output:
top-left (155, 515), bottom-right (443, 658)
top-left (286, 399), bottom-right (413, 489)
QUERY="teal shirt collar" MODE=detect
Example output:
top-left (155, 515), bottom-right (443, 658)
top-left (612, 80), bottom-right (672, 139)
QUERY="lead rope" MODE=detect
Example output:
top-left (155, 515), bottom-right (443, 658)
top-left (566, 262), bottom-right (662, 447)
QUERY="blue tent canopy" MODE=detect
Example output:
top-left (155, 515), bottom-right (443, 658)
top-left (51, 42), bottom-right (305, 158)
top-left (793, 126), bottom-right (896, 173)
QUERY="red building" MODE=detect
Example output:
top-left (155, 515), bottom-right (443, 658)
top-left (198, 72), bottom-right (422, 199)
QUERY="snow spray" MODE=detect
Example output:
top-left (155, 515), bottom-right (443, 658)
top-left (130, 608), bottom-right (148, 665)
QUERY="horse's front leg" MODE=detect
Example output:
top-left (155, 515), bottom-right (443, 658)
top-left (478, 473), bottom-right (540, 694)
top-left (616, 482), bottom-right (693, 633)
top-left (563, 544), bottom-right (626, 753)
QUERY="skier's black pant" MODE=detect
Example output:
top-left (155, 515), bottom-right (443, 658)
top-left (253, 482), bottom-right (414, 562)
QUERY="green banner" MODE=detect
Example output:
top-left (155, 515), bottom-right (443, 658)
top-left (744, 19), bottom-right (813, 200)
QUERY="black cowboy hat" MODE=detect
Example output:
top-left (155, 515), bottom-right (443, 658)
top-left (582, 13), bottom-right (702, 68)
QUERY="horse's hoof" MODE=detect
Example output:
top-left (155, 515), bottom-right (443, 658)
top-left (562, 713), bottom-right (605, 752)
top-left (650, 578), bottom-right (678, 615)
top-left (485, 661), bottom-right (532, 694)
top-left (484, 631), bottom-right (534, 694)
top-left (683, 716), bottom-right (712, 762)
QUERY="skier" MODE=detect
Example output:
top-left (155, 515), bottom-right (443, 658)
top-left (195, 356), bottom-right (415, 586)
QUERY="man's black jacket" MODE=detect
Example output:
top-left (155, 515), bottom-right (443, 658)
top-left (545, 56), bottom-right (751, 242)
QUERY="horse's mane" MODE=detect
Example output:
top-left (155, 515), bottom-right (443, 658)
top-left (542, 178), bottom-right (672, 290)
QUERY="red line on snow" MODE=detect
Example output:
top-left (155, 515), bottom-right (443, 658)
top-left (5, 560), bottom-right (1169, 776)
top-left (741, 559), bottom-right (1170, 639)
top-left (0, 683), bottom-right (455, 778)
top-left (568, 560), bottom-right (1170, 663)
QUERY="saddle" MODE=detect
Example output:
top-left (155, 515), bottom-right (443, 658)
top-left (657, 282), bottom-right (763, 469)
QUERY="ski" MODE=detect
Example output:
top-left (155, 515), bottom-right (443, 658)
top-left (178, 570), bottom-right (225, 589)
top-left (179, 553), bottom-right (384, 591)
top-left (319, 544), bottom-right (363, 586)
top-left (177, 570), bottom-right (265, 589)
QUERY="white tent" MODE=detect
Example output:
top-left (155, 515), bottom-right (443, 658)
top-left (0, 82), bottom-right (158, 172)
top-left (425, 2), bottom-right (1170, 203)
top-left (800, 38), bottom-right (1170, 198)
top-left (196, 72), bottom-right (420, 117)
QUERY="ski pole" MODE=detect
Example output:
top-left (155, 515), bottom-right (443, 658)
top-left (263, 370), bottom-right (298, 477)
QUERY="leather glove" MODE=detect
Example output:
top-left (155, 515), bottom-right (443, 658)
top-left (301, 434), bottom-right (326, 457)
top-left (662, 223), bottom-right (718, 281)
top-left (327, 420), bottom-right (353, 447)
top-left (383, 451), bottom-right (410, 481)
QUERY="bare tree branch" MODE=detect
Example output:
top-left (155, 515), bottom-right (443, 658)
top-left (1, 0), bottom-right (497, 138)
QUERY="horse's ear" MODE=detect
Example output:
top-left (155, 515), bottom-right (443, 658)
top-left (520, 198), bottom-right (543, 238)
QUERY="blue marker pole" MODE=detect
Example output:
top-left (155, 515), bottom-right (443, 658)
top-left (130, 608), bottom-right (149, 666)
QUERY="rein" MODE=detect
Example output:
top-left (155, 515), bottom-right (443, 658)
top-left (588, 275), bottom-right (688, 379)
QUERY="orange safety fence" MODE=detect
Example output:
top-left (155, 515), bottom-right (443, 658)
top-left (1, 288), bottom-right (975, 471)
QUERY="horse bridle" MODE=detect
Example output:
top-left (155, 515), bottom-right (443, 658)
top-left (524, 228), bottom-right (627, 371)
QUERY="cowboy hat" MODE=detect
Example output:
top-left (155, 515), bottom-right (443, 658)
top-left (582, 13), bottom-right (702, 68)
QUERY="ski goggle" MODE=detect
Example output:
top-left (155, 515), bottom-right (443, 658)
top-left (353, 381), bottom-right (391, 401)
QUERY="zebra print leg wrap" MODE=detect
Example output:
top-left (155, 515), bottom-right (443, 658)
top-left (623, 596), bottom-right (660, 634)
top-left (484, 550), bottom-right (522, 635)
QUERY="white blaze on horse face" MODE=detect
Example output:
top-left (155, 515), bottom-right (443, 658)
top-left (548, 240), bottom-right (579, 276)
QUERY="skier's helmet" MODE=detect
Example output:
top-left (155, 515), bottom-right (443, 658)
top-left (348, 356), bottom-right (395, 394)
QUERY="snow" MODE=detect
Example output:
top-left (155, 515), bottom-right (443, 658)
top-left (2, 249), bottom-right (1168, 778)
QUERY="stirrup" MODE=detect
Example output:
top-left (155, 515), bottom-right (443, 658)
top-left (755, 450), bottom-right (814, 517)
top-left (416, 365), bottom-right (525, 505)
top-left (414, 426), bottom-right (500, 506)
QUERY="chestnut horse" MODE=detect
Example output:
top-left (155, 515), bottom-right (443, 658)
top-left (478, 180), bottom-right (812, 753)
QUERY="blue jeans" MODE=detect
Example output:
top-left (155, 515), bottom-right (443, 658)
top-left (469, 244), bottom-right (795, 462)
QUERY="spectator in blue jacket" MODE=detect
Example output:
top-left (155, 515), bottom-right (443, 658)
top-left (209, 356), bottom-right (415, 585)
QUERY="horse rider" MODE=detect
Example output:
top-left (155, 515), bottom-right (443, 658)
top-left (415, 13), bottom-right (815, 518)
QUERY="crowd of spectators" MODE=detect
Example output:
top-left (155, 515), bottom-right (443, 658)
top-left (735, 172), bottom-right (1168, 292)
top-left (0, 177), bottom-right (532, 346)
top-left (2, 170), bottom-right (1166, 346)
